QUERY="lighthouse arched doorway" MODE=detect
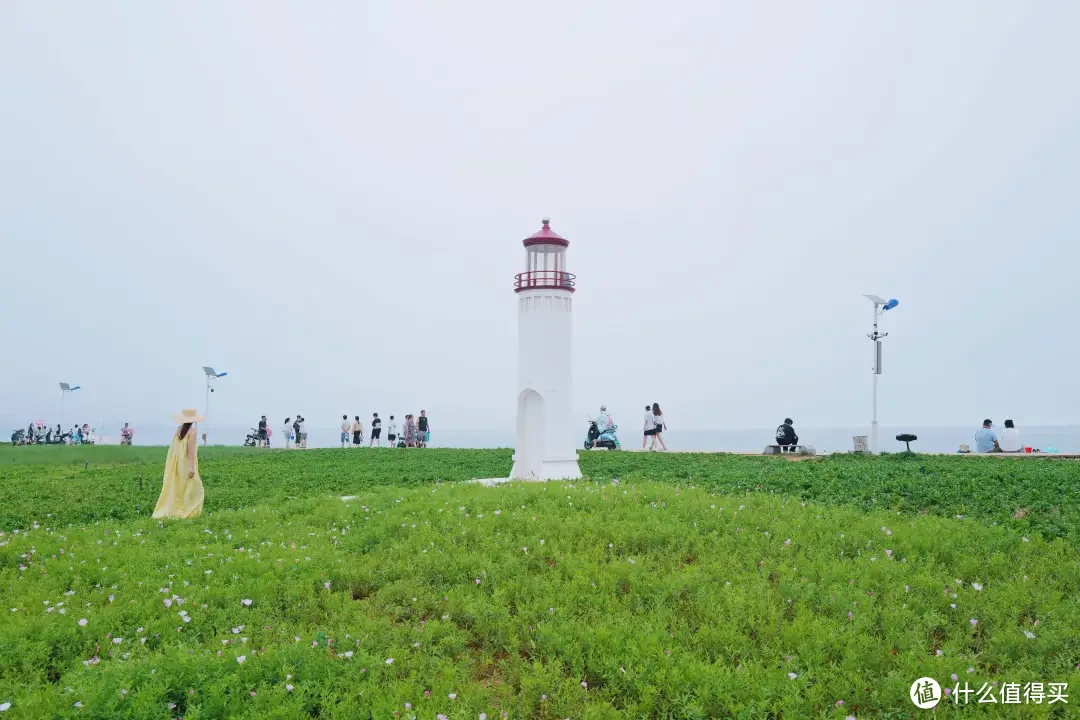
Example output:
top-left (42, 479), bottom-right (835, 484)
top-left (513, 389), bottom-right (544, 480)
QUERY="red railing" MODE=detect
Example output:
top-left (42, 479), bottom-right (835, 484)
top-left (514, 270), bottom-right (576, 292)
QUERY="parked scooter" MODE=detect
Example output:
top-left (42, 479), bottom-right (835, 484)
top-left (585, 420), bottom-right (621, 450)
top-left (11, 429), bottom-right (25, 445)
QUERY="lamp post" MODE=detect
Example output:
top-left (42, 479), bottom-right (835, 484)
top-left (59, 382), bottom-right (81, 429)
top-left (202, 367), bottom-right (227, 444)
top-left (863, 294), bottom-right (898, 454)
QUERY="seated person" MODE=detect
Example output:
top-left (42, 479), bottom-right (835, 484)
top-left (775, 418), bottom-right (799, 450)
top-left (999, 419), bottom-right (1022, 452)
top-left (974, 419), bottom-right (1001, 453)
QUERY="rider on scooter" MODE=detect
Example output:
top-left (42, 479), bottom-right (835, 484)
top-left (596, 405), bottom-right (613, 433)
top-left (591, 405), bottom-right (614, 448)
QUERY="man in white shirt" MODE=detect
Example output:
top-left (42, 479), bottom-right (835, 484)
top-left (340, 415), bottom-right (351, 448)
top-left (999, 419), bottom-right (1022, 452)
top-left (642, 404), bottom-right (654, 449)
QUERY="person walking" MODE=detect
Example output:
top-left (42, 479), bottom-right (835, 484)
top-left (642, 405), bottom-right (654, 450)
top-left (152, 409), bottom-right (205, 519)
top-left (403, 414), bottom-right (417, 447)
top-left (418, 410), bottom-right (430, 447)
top-left (282, 417), bottom-right (293, 449)
top-left (340, 415), bottom-right (352, 448)
top-left (370, 413), bottom-right (382, 447)
top-left (650, 403), bottom-right (668, 451)
top-left (298, 416), bottom-right (308, 449)
top-left (292, 416), bottom-right (301, 450)
top-left (387, 416), bottom-right (398, 447)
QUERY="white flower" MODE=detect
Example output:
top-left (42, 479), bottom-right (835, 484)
top-left (241, 599), bottom-right (252, 606)
top-left (285, 684), bottom-right (294, 692)
top-left (236, 655), bottom-right (246, 663)
top-left (972, 582), bottom-right (983, 591)
top-left (385, 658), bottom-right (394, 665)
top-left (163, 598), bottom-right (173, 608)
top-left (344, 651), bottom-right (353, 658)
top-left (1024, 630), bottom-right (1036, 639)
top-left (0, 702), bottom-right (10, 712)
top-left (788, 672), bottom-right (798, 679)
top-left (449, 693), bottom-right (457, 700)
top-left (78, 618), bottom-right (88, 627)
top-left (112, 638), bottom-right (123, 644)
top-left (73, 701), bottom-right (83, 708)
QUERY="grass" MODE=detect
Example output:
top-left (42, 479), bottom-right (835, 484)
top-left (3, 480), bottom-right (1078, 718)
top-left (2, 448), bottom-right (1079, 717)
top-left (0, 444), bottom-right (258, 467)
top-left (2, 447), bottom-right (1079, 539)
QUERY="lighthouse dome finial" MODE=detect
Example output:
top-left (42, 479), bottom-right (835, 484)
top-left (541, 217), bottom-right (550, 227)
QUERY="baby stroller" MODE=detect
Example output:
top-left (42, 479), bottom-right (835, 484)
top-left (243, 428), bottom-right (260, 447)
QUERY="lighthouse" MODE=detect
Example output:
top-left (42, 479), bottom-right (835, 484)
top-left (510, 218), bottom-right (582, 481)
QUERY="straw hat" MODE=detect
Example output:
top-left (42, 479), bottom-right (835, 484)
top-left (172, 408), bottom-right (205, 425)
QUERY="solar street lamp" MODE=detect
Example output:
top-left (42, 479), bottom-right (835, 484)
top-left (202, 367), bottom-right (228, 444)
top-left (863, 294), bottom-right (899, 454)
top-left (59, 382), bottom-right (81, 429)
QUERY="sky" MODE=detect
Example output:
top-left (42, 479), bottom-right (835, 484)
top-left (2, 1), bottom-right (1079, 436)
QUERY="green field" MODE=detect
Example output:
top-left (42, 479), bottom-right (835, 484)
top-left (2, 448), bottom-right (1079, 717)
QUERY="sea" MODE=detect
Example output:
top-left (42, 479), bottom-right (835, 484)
top-left (78, 424), bottom-right (1080, 454)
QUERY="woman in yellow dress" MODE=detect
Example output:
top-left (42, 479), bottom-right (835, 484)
top-left (152, 409), bottom-right (205, 519)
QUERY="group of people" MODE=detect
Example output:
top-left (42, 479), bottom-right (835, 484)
top-left (338, 411), bottom-right (431, 448)
top-left (642, 403), bottom-right (668, 450)
top-left (249, 411), bottom-right (432, 449)
top-left (586, 403), bottom-right (669, 451)
top-left (14, 421), bottom-right (98, 445)
top-left (973, 418), bottom-right (1024, 453)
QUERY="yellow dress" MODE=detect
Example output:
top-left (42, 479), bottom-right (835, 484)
top-left (152, 428), bottom-right (204, 519)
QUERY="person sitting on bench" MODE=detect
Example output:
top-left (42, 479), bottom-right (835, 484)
top-left (775, 418), bottom-right (799, 451)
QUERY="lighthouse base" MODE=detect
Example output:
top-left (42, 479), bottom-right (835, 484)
top-left (509, 456), bottom-right (582, 482)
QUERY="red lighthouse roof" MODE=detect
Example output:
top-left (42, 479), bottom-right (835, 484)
top-left (523, 217), bottom-right (569, 248)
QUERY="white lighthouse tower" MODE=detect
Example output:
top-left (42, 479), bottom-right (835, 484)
top-left (510, 218), bottom-right (582, 481)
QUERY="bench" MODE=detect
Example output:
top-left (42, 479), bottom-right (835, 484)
top-left (763, 444), bottom-right (812, 456)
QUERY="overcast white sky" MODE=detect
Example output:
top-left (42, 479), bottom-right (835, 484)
top-left (2, 1), bottom-right (1078, 434)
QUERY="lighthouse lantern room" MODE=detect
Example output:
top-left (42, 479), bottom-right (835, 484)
top-left (510, 218), bottom-right (582, 481)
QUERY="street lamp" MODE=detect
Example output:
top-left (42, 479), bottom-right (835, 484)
top-left (59, 382), bottom-right (81, 429)
top-left (863, 294), bottom-right (898, 454)
top-left (202, 367), bottom-right (228, 444)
